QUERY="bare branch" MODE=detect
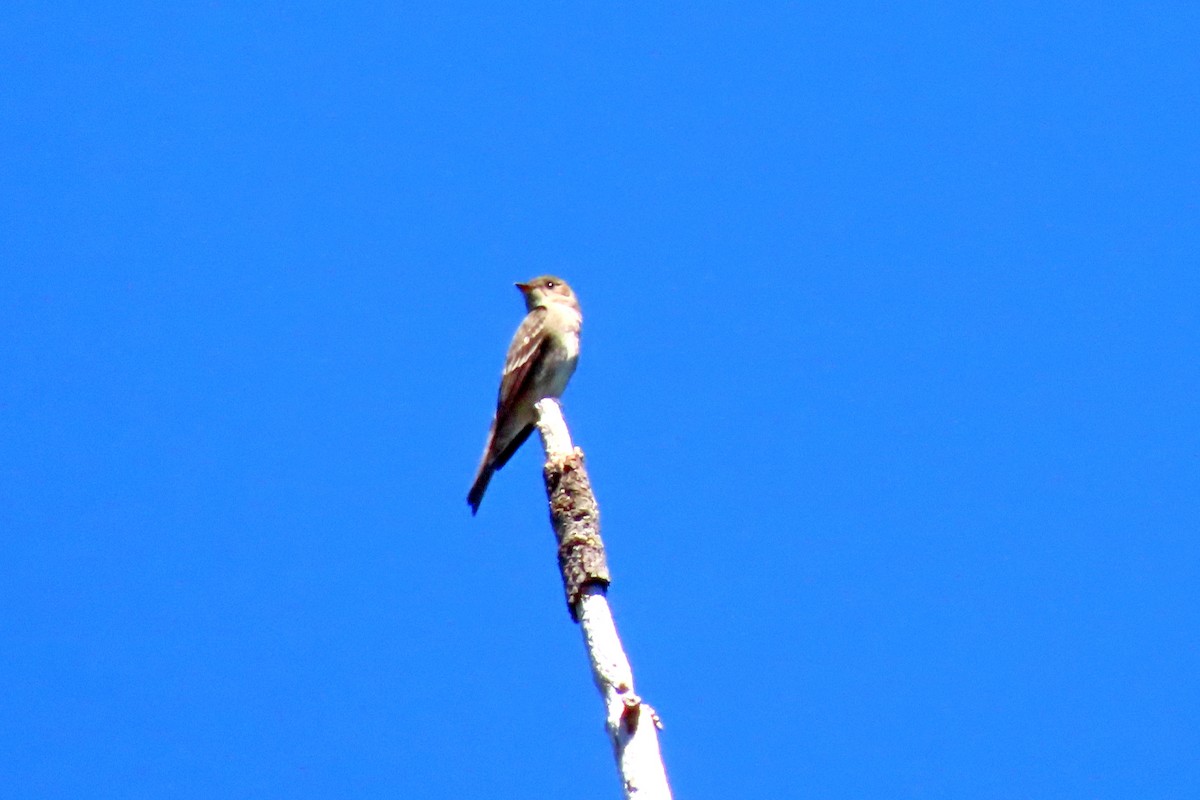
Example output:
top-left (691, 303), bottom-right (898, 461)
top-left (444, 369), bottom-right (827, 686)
top-left (534, 399), bottom-right (672, 800)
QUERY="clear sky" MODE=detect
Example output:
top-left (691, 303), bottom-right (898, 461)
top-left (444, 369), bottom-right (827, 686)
top-left (2, 3), bottom-right (1197, 798)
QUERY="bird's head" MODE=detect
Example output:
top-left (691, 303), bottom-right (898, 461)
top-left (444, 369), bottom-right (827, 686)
top-left (516, 275), bottom-right (578, 312)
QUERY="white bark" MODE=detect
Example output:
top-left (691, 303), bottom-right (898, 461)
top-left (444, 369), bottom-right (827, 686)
top-left (535, 399), bottom-right (673, 800)
top-left (533, 397), bottom-right (575, 462)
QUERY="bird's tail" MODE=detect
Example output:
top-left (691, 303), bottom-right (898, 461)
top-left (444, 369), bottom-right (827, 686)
top-left (467, 424), bottom-right (497, 514)
top-left (466, 461), bottom-right (493, 515)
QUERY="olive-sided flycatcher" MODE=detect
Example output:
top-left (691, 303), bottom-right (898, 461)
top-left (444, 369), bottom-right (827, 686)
top-left (467, 276), bottom-right (582, 514)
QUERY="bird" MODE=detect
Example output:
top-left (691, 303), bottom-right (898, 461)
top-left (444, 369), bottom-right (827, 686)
top-left (467, 276), bottom-right (582, 514)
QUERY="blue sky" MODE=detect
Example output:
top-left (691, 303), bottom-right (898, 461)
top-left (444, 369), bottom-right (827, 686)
top-left (2, 3), bottom-right (1197, 798)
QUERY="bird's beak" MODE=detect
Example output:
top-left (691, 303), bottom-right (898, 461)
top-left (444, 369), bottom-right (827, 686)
top-left (514, 282), bottom-right (531, 293)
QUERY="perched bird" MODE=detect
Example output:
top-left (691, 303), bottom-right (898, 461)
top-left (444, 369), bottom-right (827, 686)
top-left (468, 276), bottom-right (582, 514)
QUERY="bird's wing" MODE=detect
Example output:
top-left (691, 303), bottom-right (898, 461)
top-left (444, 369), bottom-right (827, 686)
top-left (494, 306), bottom-right (547, 424)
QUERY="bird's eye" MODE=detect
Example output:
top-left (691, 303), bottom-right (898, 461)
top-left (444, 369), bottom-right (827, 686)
top-left (545, 280), bottom-right (556, 288)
